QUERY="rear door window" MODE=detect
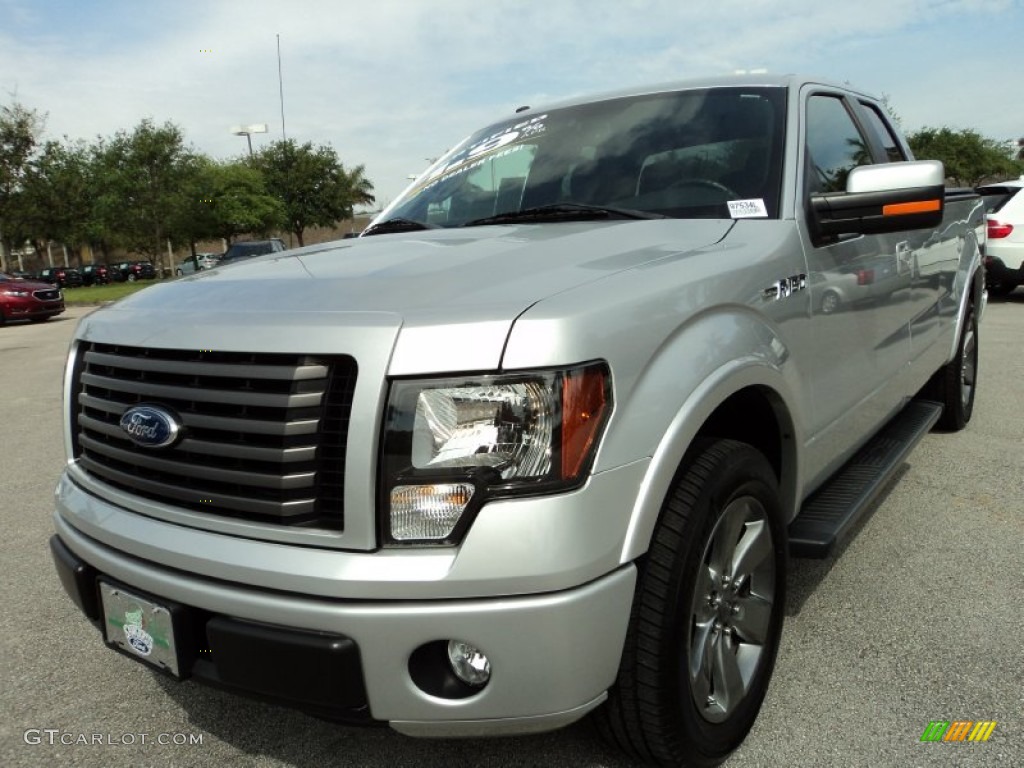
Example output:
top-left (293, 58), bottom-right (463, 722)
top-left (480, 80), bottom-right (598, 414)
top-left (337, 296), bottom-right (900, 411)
top-left (859, 103), bottom-right (906, 162)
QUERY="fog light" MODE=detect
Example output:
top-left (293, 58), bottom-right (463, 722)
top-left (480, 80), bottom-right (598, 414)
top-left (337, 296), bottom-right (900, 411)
top-left (390, 483), bottom-right (474, 541)
top-left (446, 640), bottom-right (491, 687)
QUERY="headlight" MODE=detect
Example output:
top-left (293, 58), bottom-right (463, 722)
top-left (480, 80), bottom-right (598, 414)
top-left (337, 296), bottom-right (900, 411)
top-left (381, 362), bottom-right (611, 545)
top-left (2, 289), bottom-right (31, 297)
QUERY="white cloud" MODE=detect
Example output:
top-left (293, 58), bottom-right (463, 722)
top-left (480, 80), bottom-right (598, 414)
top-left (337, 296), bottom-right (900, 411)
top-left (1, 0), bottom-right (1021, 205)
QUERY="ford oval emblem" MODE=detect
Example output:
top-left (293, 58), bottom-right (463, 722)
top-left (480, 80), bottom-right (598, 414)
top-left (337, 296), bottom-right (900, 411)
top-left (119, 405), bottom-right (181, 449)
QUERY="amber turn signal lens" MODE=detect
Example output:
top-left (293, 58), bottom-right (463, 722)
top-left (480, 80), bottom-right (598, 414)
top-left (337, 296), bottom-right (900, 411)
top-left (561, 366), bottom-right (608, 480)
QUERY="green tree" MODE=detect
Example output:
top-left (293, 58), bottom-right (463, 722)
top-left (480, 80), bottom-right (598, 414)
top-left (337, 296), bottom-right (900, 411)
top-left (92, 119), bottom-right (195, 269)
top-left (175, 157), bottom-right (285, 254)
top-left (908, 127), bottom-right (1022, 186)
top-left (20, 139), bottom-right (93, 262)
top-left (0, 101), bottom-right (45, 271)
top-left (253, 140), bottom-right (375, 246)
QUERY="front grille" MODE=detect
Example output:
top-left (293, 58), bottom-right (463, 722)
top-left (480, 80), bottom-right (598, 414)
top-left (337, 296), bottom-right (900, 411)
top-left (71, 343), bottom-right (357, 530)
top-left (34, 289), bottom-right (61, 301)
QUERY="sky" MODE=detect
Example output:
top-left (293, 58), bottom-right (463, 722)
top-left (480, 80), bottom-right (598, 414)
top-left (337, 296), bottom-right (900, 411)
top-left (2, 0), bottom-right (1022, 209)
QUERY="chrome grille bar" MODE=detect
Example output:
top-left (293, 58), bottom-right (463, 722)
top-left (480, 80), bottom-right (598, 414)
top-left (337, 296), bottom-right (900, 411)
top-left (71, 343), bottom-right (357, 529)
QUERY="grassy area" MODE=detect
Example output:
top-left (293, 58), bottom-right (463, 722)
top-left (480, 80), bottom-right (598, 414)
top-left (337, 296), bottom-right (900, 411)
top-left (61, 280), bottom-right (164, 305)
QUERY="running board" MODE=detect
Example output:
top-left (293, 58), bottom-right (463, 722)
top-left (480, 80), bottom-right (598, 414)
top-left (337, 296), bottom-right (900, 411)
top-left (788, 400), bottom-right (943, 558)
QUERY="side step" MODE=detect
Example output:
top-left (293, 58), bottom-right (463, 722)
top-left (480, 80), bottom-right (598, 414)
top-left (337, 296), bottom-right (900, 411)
top-left (788, 400), bottom-right (943, 558)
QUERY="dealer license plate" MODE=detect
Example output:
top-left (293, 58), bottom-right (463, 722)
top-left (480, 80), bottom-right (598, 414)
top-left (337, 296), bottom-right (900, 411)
top-left (99, 581), bottom-right (181, 677)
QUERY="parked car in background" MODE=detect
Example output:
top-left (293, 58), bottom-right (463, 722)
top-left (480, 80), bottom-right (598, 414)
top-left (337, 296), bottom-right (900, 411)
top-left (977, 176), bottom-right (1024, 296)
top-left (112, 261), bottom-right (157, 282)
top-left (218, 238), bottom-right (287, 266)
top-left (38, 267), bottom-right (84, 288)
top-left (81, 264), bottom-right (111, 286)
top-left (0, 272), bottom-right (64, 325)
top-left (10, 270), bottom-right (38, 280)
top-left (176, 253), bottom-right (220, 276)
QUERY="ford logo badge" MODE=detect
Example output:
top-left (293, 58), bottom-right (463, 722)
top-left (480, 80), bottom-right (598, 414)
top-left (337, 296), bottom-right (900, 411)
top-left (119, 405), bottom-right (181, 449)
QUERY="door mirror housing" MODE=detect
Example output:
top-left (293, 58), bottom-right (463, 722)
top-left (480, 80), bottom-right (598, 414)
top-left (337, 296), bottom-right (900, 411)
top-left (810, 160), bottom-right (945, 239)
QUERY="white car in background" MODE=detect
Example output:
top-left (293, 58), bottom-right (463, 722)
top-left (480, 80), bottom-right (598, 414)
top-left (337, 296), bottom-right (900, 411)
top-left (175, 253), bottom-right (220, 276)
top-left (978, 176), bottom-right (1024, 296)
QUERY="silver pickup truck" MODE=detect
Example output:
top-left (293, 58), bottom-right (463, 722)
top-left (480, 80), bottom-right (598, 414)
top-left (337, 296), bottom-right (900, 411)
top-left (51, 75), bottom-right (984, 767)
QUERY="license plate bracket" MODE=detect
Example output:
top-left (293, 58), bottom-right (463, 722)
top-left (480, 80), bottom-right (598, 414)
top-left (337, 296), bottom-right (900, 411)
top-left (99, 580), bottom-right (187, 678)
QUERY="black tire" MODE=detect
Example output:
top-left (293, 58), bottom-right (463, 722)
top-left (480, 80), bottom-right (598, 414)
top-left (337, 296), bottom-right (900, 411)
top-left (930, 291), bottom-right (979, 431)
top-left (987, 281), bottom-right (1016, 298)
top-left (596, 439), bottom-right (786, 767)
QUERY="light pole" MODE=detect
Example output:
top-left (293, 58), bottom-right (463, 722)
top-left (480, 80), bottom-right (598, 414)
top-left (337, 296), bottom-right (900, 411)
top-left (230, 123), bottom-right (268, 157)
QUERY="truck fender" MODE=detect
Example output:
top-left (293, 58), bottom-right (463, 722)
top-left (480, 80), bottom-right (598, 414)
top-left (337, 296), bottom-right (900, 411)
top-left (947, 220), bottom-right (985, 363)
top-left (603, 308), bottom-right (804, 565)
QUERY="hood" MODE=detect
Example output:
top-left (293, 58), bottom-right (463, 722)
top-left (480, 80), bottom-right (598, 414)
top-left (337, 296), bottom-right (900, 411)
top-left (85, 220), bottom-right (735, 375)
top-left (8, 278), bottom-right (62, 292)
top-left (114, 220), bottom-right (734, 325)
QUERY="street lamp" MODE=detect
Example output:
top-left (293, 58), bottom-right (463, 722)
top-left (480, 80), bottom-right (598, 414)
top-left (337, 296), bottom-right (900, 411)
top-left (231, 123), bottom-right (268, 156)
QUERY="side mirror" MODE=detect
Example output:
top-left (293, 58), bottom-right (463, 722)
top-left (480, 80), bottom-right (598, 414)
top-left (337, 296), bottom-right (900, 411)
top-left (810, 160), bottom-right (945, 239)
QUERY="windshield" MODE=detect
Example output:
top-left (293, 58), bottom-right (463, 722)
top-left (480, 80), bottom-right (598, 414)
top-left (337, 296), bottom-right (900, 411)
top-left (379, 87), bottom-right (786, 229)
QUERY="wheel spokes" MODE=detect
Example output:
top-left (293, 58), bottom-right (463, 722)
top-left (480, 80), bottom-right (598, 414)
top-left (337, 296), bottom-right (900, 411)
top-left (690, 617), bottom-right (716, 688)
top-left (731, 518), bottom-right (773, 590)
top-left (689, 495), bottom-right (776, 723)
top-left (709, 500), bottom-right (750, 579)
top-left (710, 632), bottom-right (746, 715)
top-left (731, 593), bottom-right (773, 644)
top-left (693, 565), bottom-right (716, 624)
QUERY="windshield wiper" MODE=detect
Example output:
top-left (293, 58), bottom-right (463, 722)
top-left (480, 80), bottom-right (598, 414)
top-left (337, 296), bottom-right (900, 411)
top-left (361, 218), bottom-right (439, 237)
top-left (463, 203), bottom-right (666, 227)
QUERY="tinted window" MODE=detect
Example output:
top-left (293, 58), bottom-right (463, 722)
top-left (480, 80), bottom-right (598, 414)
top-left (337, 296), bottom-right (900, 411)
top-left (384, 87), bottom-right (787, 225)
top-left (860, 103), bottom-right (905, 162)
top-left (805, 95), bottom-right (871, 193)
top-left (976, 185), bottom-right (1021, 214)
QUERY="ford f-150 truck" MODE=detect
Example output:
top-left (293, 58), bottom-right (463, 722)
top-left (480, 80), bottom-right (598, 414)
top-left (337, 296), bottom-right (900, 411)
top-left (51, 75), bottom-right (985, 767)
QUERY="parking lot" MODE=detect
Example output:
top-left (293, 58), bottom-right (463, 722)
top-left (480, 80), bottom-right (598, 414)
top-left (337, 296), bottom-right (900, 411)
top-left (1, 299), bottom-right (1021, 768)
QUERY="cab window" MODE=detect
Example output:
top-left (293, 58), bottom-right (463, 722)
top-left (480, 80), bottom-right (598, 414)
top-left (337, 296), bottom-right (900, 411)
top-left (805, 95), bottom-right (872, 193)
top-left (860, 103), bottom-right (906, 162)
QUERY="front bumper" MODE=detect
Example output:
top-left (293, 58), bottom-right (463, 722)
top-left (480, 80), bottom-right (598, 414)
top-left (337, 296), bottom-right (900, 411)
top-left (51, 516), bottom-right (636, 736)
top-left (3, 297), bottom-right (64, 320)
top-left (984, 253), bottom-right (1024, 285)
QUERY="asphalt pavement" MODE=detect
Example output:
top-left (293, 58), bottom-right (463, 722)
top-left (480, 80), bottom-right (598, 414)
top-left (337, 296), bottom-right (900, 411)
top-left (1, 298), bottom-right (1021, 768)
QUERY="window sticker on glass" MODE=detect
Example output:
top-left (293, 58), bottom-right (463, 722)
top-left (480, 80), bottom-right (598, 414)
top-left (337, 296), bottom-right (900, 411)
top-left (727, 199), bottom-right (768, 218)
top-left (415, 115), bottom-right (548, 195)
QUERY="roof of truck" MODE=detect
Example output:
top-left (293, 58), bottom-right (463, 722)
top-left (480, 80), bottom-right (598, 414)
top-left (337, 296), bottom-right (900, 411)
top-left (515, 74), bottom-right (875, 116)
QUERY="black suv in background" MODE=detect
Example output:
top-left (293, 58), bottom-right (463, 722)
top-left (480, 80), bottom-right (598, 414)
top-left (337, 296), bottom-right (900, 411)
top-left (218, 238), bottom-right (287, 266)
top-left (112, 261), bottom-right (156, 282)
top-left (38, 267), bottom-right (84, 288)
top-left (81, 264), bottom-right (111, 286)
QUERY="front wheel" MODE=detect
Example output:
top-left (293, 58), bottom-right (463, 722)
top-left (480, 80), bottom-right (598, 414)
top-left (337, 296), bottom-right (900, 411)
top-left (596, 439), bottom-right (786, 767)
